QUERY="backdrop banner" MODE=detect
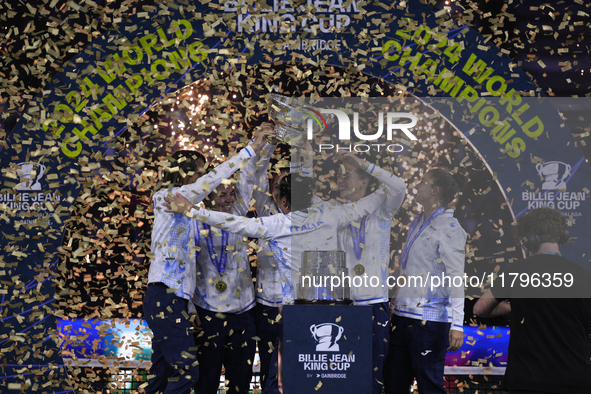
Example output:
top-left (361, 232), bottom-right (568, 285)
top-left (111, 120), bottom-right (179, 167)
top-left (1, 0), bottom-right (589, 392)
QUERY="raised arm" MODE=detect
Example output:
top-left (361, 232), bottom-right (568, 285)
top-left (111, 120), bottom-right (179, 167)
top-left (233, 124), bottom-right (276, 216)
top-left (364, 162), bottom-right (405, 216)
top-left (290, 140), bottom-right (314, 177)
top-left (161, 145), bottom-right (256, 205)
top-left (332, 185), bottom-right (388, 230)
top-left (163, 192), bottom-right (287, 240)
top-left (252, 142), bottom-right (277, 216)
top-left (233, 151), bottom-right (258, 217)
top-left (192, 206), bottom-right (290, 241)
top-left (341, 152), bottom-right (406, 218)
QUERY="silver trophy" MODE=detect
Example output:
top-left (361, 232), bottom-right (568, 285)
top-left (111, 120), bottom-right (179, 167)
top-left (268, 94), bottom-right (332, 147)
top-left (298, 251), bottom-right (350, 303)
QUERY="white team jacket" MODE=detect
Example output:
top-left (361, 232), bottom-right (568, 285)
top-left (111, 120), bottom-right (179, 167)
top-left (188, 187), bottom-right (388, 304)
top-left (193, 146), bottom-right (261, 314)
top-left (393, 209), bottom-right (467, 331)
top-left (252, 148), bottom-right (313, 306)
top-left (336, 162), bottom-right (406, 305)
top-left (252, 143), bottom-right (282, 307)
top-left (148, 145), bottom-right (256, 311)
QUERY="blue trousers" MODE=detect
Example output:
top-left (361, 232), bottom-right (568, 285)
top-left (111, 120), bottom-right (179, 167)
top-left (194, 306), bottom-right (257, 394)
top-left (263, 315), bottom-right (283, 394)
top-left (143, 283), bottom-right (199, 394)
top-left (255, 303), bottom-right (280, 392)
top-left (370, 302), bottom-right (390, 394)
top-left (384, 315), bottom-right (450, 394)
top-left (264, 338), bottom-right (280, 394)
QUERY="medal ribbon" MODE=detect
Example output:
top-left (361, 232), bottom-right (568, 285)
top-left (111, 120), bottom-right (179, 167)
top-left (202, 223), bottom-right (229, 275)
top-left (195, 226), bottom-right (200, 264)
top-left (400, 207), bottom-right (446, 270)
top-left (350, 216), bottom-right (367, 260)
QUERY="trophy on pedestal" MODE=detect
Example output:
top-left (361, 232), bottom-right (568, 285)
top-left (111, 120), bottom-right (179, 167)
top-left (297, 251), bottom-right (351, 305)
top-left (267, 94), bottom-right (333, 146)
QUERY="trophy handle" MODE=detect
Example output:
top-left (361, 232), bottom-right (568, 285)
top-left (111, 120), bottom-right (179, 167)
top-left (310, 325), bottom-right (317, 337)
top-left (535, 163), bottom-right (543, 175)
top-left (335, 325), bottom-right (344, 342)
top-left (38, 164), bottom-right (46, 179)
top-left (563, 164), bottom-right (572, 180)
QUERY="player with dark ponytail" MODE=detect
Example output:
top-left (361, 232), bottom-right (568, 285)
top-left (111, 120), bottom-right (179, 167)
top-left (427, 168), bottom-right (468, 208)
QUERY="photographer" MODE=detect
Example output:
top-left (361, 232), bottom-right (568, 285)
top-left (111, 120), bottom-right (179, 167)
top-left (474, 207), bottom-right (591, 394)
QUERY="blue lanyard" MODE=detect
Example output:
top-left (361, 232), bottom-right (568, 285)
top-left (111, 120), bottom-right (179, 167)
top-left (400, 207), bottom-right (446, 270)
top-left (202, 223), bottom-right (229, 274)
top-left (350, 216), bottom-right (367, 260)
top-left (195, 226), bottom-right (200, 262)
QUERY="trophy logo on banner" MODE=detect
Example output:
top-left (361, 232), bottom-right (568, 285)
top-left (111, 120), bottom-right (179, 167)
top-left (310, 323), bottom-right (344, 352)
top-left (268, 94), bottom-right (333, 147)
top-left (16, 161), bottom-right (46, 191)
top-left (536, 161), bottom-right (571, 190)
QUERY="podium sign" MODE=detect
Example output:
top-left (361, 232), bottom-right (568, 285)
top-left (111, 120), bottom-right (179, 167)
top-left (283, 305), bottom-right (372, 393)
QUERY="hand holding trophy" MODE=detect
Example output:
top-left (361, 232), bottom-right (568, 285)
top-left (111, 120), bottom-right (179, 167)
top-left (267, 94), bottom-right (333, 147)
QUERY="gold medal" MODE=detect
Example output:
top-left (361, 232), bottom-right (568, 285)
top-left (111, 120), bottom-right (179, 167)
top-left (354, 264), bottom-right (365, 276)
top-left (215, 280), bottom-right (227, 293)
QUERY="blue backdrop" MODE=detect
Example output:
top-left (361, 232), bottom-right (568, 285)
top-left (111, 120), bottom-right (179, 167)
top-left (1, 0), bottom-right (589, 391)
